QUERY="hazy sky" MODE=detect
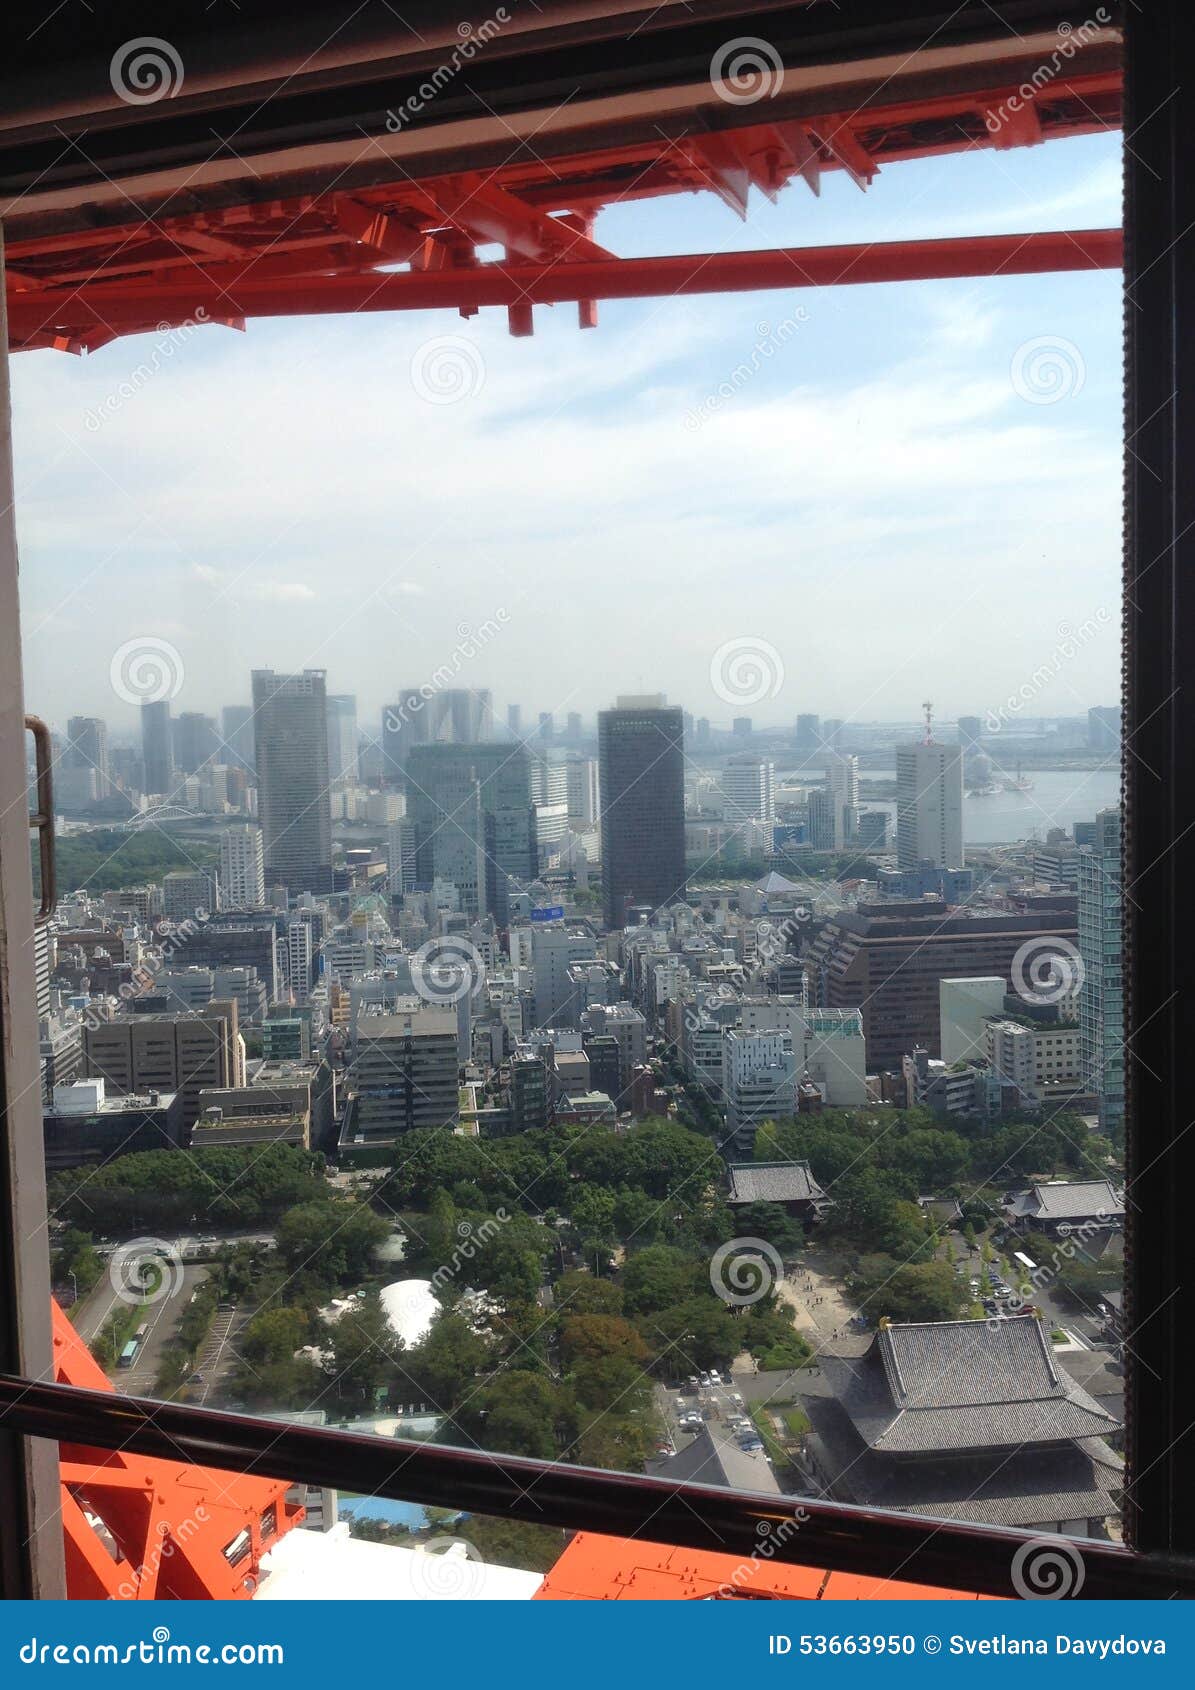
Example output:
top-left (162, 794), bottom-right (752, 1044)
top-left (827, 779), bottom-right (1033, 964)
top-left (11, 129), bottom-right (1122, 741)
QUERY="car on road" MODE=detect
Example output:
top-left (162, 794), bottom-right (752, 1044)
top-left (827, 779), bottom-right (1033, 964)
top-left (686, 1376), bottom-right (699, 1393)
top-left (698, 1371), bottom-right (710, 1387)
top-left (708, 1370), bottom-right (722, 1385)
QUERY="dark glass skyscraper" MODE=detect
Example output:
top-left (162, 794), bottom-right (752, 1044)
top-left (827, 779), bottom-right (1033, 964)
top-left (140, 699), bottom-right (173, 796)
top-left (407, 742), bottom-right (536, 921)
top-left (599, 696), bottom-right (685, 928)
top-left (251, 669), bottom-right (333, 894)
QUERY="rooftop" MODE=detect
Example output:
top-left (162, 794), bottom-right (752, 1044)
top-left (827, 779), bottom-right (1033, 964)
top-left (726, 1161), bottom-right (827, 1207)
top-left (821, 1316), bottom-right (1120, 1455)
top-left (1007, 1180), bottom-right (1125, 1224)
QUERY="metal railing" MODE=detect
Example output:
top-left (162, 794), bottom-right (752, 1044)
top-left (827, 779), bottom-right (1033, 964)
top-left (2, 1373), bottom-right (1191, 1600)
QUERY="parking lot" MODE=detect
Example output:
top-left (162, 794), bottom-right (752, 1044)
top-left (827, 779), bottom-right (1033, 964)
top-left (654, 1370), bottom-right (758, 1457)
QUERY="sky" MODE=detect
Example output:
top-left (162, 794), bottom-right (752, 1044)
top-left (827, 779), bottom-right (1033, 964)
top-left (10, 128), bottom-right (1123, 742)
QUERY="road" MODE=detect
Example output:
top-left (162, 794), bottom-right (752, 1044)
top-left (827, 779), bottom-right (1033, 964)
top-left (69, 1264), bottom-right (209, 1393)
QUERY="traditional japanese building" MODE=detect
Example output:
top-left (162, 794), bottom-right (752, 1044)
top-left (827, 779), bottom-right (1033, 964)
top-left (803, 1317), bottom-right (1121, 1536)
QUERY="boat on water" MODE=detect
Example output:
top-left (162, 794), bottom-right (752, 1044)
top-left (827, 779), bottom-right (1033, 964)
top-left (967, 783), bottom-right (1000, 797)
top-left (1003, 760), bottom-right (1035, 793)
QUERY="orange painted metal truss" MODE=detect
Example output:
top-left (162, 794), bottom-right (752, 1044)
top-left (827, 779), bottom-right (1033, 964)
top-left (5, 68), bottom-right (1122, 354)
top-left (51, 1302), bottom-right (303, 1601)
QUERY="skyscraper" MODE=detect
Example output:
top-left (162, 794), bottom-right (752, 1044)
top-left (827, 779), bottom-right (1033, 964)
top-left (221, 704), bottom-right (255, 772)
top-left (65, 716), bottom-right (110, 797)
top-left (251, 669), bottom-right (333, 894)
top-left (720, 757), bottom-right (775, 823)
top-left (506, 703), bottom-right (522, 737)
top-left (174, 711), bottom-right (218, 775)
top-left (827, 753), bottom-right (860, 848)
top-left (326, 693), bottom-right (358, 786)
top-left (795, 714), bottom-right (820, 750)
top-left (895, 740), bottom-right (964, 870)
top-left (1078, 807), bottom-right (1124, 1137)
top-left (219, 823), bottom-right (266, 908)
top-left (1087, 705), bottom-right (1122, 752)
top-left (407, 742), bottom-right (536, 920)
top-left (599, 695), bottom-right (686, 927)
top-left (958, 715), bottom-right (984, 748)
top-left (140, 699), bottom-right (174, 796)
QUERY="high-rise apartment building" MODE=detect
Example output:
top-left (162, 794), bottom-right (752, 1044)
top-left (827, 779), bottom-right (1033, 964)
top-left (565, 755), bottom-right (600, 828)
top-left (65, 716), bottom-right (110, 797)
top-left (351, 1007), bottom-right (459, 1140)
top-left (957, 715), bottom-right (984, 748)
top-left (895, 740), bottom-right (964, 870)
top-left (1078, 807), bottom-right (1124, 1137)
top-left (407, 743), bottom-right (536, 920)
top-left (599, 696), bottom-right (686, 928)
top-left (827, 753), bottom-right (860, 848)
top-left (141, 699), bottom-right (174, 796)
top-left (387, 817), bottom-right (418, 894)
top-left (326, 694), bottom-right (358, 786)
top-left (720, 757), bottom-right (775, 823)
top-left (252, 669), bottom-right (333, 894)
top-left (806, 789), bottom-right (835, 851)
top-left (220, 824), bottom-right (266, 908)
top-left (506, 703), bottom-right (522, 737)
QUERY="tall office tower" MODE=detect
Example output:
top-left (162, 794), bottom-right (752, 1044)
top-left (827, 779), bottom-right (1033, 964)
top-left (286, 916), bottom-right (314, 996)
top-left (695, 717), bottom-right (711, 746)
top-left (827, 753), bottom-right (860, 848)
top-left (65, 716), bottom-right (110, 797)
top-left (251, 668), bottom-right (333, 894)
top-left (140, 699), bottom-right (174, 796)
top-left (1087, 705), bottom-right (1122, 752)
top-left (1079, 806), bottom-right (1124, 1137)
top-left (174, 711), bottom-right (218, 775)
top-left (566, 711), bottom-right (582, 742)
top-left (325, 693), bottom-right (358, 786)
top-left (895, 740), bottom-right (964, 870)
top-left (220, 704), bottom-right (255, 771)
top-left (822, 717), bottom-right (845, 751)
top-left (162, 868), bottom-right (218, 921)
top-left (598, 695), bottom-right (686, 928)
top-left (507, 703), bottom-right (523, 737)
top-left (407, 742), bottom-right (536, 920)
top-left (732, 717), bottom-right (752, 739)
top-left (806, 788), bottom-right (836, 850)
top-left (720, 756), bottom-right (775, 823)
top-left (538, 711), bottom-right (554, 742)
top-left (219, 823), bottom-right (266, 908)
top-left (565, 754), bottom-right (600, 827)
top-left (387, 817), bottom-right (418, 893)
top-left (958, 715), bottom-right (984, 748)
top-left (353, 1007), bottom-right (460, 1140)
top-left (795, 713), bottom-right (820, 749)
top-left (529, 754), bottom-right (569, 808)
top-left (856, 810), bottom-right (889, 851)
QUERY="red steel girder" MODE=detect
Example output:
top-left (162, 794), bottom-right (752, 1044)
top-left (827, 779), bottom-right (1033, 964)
top-left (7, 230), bottom-right (1122, 352)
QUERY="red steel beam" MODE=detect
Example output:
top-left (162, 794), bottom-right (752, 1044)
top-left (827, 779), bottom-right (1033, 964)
top-left (8, 230), bottom-right (1121, 350)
